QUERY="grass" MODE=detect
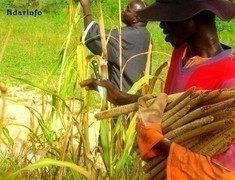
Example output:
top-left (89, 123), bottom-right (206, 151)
top-left (0, 0), bottom-right (172, 87)
top-left (0, 8), bottom-right (70, 85)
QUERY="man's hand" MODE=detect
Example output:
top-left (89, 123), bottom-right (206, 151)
top-left (138, 93), bottom-right (168, 126)
top-left (80, 79), bottom-right (140, 105)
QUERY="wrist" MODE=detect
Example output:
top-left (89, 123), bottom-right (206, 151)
top-left (84, 13), bottom-right (92, 18)
top-left (137, 120), bottom-right (164, 158)
top-left (138, 120), bottom-right (162, 132)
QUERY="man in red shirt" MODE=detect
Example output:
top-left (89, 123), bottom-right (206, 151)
top-left (81, 0), bottom-right (235, 178)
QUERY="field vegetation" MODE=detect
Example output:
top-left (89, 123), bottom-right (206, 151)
top-left (0, 0), bottom-right (234, 179)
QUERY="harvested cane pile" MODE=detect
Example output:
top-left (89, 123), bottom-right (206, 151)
top-left (95, 87), bottom-right (235, 179)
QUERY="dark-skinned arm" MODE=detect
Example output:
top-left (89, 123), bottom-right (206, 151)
top-left (80, 0), bottom-right (93, 28)
top-left (155, 139), bottom-right (171, 155)
top-left (80, 79), bottom-right (140, 105)
top-left (80, 79), bottom-right (172, 153)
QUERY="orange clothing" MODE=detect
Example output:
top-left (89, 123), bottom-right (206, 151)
top-left (137, 121), bottom-right (163, 158)
top-left (168, 143), bottom-right (235, 180)
top-left (137, 121), bottom-right (235, 179)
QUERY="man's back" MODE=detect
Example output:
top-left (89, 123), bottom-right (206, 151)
top-left (85, 22), bottom-right (151, 91)
top-left (80, 0), bottom-right (151, 92)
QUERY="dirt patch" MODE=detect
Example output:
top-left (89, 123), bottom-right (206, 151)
top-left (0, 85), bottom-right (100, 155)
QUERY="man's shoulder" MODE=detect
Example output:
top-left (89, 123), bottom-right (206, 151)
top-left (121, 26), bottom-right (149, 36)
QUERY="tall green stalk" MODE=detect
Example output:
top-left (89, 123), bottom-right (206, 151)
top-left (96, 0), bottom-right (113, 176)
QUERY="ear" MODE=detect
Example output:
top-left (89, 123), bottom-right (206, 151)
top-left (132, 16), bottom-right (139, 24)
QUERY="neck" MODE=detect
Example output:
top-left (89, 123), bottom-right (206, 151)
top-left (187, 21), bottom-right (223, 58)
top-left (125, 21), bottom-right (147, 27)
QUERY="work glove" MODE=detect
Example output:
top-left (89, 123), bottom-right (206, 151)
top-left (136, 93), bottom-right (168, 159)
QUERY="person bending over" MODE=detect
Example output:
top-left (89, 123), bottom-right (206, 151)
top-left (80, 0), bottom-right (151, 92)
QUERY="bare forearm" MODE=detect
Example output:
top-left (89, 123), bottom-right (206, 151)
top-left (83, 8), bottom-right (92, 28)
top-left (109, 92), bottom-right (140, 105)
top-left (155, 138), bottom-right (172, 155)
top-left (80, 0), bottom-right (93, 28)
top-left (117, 93), bottom-right (140, 105)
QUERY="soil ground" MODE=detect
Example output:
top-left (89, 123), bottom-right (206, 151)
top-left (0, 85), bottom-right (100, 155)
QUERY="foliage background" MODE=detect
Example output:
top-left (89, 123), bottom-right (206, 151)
top-left (0, 0), bottom-right (234, 85)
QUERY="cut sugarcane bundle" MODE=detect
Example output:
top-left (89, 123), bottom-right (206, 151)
top-left (140, 88), bottom-right (235, 179)
top-left (94, 88), bottom-right (235, 179)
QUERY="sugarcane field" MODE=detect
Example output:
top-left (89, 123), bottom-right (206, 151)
top-left (0, 0), bottom-right (235, 179)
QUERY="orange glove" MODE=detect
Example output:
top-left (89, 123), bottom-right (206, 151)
top-left (136, 93), bottom-right (168, 159)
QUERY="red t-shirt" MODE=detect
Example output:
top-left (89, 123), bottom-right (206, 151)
top-left (164, 43), bottom-right (235, 171)
top-left (164, 44), bottom-right (235, 94)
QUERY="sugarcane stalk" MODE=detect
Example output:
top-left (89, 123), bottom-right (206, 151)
top-left (188, 92), bottom-right (207, 109)
top-left (0, 83), bottom-right (7, 135)
top-left (165, 87), bottom-right (195, 111)
top-left (198, 89), bottom-right (222, 105)
top-left (208, 140), bottom-right (231, 156)
top-left (143, 159), bottom-right (167, 179)
top-left (180, 136), bottom-right (201, 149)
top-left (164, 115), bottom-right (214, 140)
top-left (143, 155), bottom-right (166, 173)
top-left (172, 118), bottom-right (235, 144)
top-left (95, 92), bottom-right (184, 120)
top-left (195, 124), bottom-right (235, 156)
top-left (211, 109), bottom-right (233, 121)
top-left (162, 105), bottom-right (191, 129)
top-left (155, 169), bottom-right (166, 180)
top-left (188, 129), bottom-right (222, 153)
top-left (97, 0), bottom-right (108, 110)
top-left (95, 101), bottom-right (139, 119)
top-left (165, 98), bottom-right (235, 132)
top-left (198, 138), bottom-right (224, 156)
top-left (194, 131), bottom-right (227, 155)
top-left (0, 28), bottom-right (12, 63)
top-left (204, 89), bottom-right (235, 104)
top-left (118, 0), bottom-right (123, 91)
top-left (163, 96), bottom-right (191, 121)
top-left (211, 125), bottom-right (235, 155)
top-left (95, 89), bottom-right (235, 120)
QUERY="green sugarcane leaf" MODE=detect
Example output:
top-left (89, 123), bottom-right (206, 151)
top-left (2, 127), bottom-right (14, 146)
top-left (128, 75), bottom-right (153, 94)
top-left (114, 113), bottom-right (138, 175)
top-left (100, 119), bottom-right (111, 171)
top-left (9, 158), bottom-right (91, 179)
top-left (11, 76), bottom-right (53, 94)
